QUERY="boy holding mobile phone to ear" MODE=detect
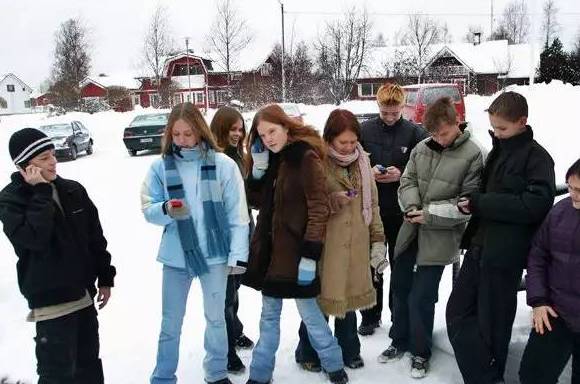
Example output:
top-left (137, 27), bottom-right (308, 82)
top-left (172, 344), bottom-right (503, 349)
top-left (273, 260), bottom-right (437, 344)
top-left (0, 128), bottom-right (116, 384)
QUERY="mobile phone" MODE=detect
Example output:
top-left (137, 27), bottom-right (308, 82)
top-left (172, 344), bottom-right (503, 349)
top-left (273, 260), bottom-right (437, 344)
top-left (252, 136), bottom-right (265, 152)
top-left (346, 189), bottom-right (358, 197)
top-left (405, 211), bottom-right (421, 218)
top-left (376, 165), bottom-right (387, 174)
top-left (170, 200), bottom-right (183, 208)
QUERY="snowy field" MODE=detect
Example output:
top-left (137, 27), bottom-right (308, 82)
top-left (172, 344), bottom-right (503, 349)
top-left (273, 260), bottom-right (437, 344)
top-left (0, 82), bottom-right (578, 383)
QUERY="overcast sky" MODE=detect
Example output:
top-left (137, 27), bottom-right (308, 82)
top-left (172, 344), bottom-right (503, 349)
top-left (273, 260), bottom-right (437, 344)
top-left (1, 0), bottom-right (579, 90)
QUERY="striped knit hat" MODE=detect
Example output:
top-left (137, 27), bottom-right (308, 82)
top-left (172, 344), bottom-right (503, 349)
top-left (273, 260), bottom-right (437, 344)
top-left (9, 128), bottom-right (55, 166)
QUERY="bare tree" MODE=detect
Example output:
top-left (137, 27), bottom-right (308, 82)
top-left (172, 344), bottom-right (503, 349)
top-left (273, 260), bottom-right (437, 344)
top-left (541, 0), bottom-right (559, 47)
top-left (373, 32), bottom-right (388, 47)
top-left (496, 0), bottom-right (530, 44)
top-left (314, 7), bottom-right (372, 104)
top-left (493, 50), bottom-right (513, 89)
top-left (206, 0), bottom-right (253, 77)
top-left (49, 18), bottom-right (91, 109)
top-left (143, 5), bottom-right (174, 89)
top-left (441, 22), bottom-right (453, 43)
top-left (401, 13), bottom-right (441, 83)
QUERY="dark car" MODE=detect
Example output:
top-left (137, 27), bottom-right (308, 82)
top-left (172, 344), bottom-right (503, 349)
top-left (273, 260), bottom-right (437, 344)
top-left (39, 121), bottom-right (94, 161)
top-left (123, 113), bottom-right (169, 156)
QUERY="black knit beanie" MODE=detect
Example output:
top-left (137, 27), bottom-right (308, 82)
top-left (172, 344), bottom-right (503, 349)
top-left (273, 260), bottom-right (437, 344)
top-left (9, 128), bottom-right (55, 166)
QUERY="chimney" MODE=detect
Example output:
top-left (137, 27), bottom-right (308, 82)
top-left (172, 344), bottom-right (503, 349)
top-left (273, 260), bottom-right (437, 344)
top-left (473, 32), bottom-right (481, 45)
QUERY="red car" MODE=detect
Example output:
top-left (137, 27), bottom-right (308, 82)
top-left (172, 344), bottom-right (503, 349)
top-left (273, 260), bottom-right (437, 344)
top-left (402, 83), bottom-right (466, 125)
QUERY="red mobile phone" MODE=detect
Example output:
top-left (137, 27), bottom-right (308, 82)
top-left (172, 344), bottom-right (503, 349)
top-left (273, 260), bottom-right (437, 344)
top-left (170, 200), bottom-right (183, 208)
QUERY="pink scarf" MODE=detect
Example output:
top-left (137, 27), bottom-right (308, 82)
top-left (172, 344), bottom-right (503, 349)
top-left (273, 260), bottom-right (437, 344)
top-left (328, 142), bottom-right (373, 225)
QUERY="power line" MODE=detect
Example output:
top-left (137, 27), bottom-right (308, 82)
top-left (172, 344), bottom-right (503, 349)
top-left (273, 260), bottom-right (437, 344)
top-left (285, 10), bottom-right (580, 17)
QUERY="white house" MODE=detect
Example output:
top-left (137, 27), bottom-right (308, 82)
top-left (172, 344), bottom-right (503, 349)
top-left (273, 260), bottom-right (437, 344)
top-left (0, 73), bottom-right (33, 115)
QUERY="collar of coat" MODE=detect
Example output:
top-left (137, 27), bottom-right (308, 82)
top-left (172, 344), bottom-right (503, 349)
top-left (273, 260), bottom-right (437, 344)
top-left (488, 125), bottom-right (534, 151)
top-left (278, 140), bottom-right (315, 167)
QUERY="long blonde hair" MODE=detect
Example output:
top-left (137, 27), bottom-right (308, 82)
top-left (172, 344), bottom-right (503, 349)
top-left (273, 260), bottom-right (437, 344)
top-left (161, 102), bottom-right (220, 155)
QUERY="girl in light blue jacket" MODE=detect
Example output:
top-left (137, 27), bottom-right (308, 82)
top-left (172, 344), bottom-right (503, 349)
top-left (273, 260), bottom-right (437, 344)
top-left (141, 102), bottom-right (250, 384)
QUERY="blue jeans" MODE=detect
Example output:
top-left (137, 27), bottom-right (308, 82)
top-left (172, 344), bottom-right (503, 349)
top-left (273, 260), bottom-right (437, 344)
top-left (151, 264), bottom-right (228, 384)
top-left (249, 295), bottom-right (344, 382)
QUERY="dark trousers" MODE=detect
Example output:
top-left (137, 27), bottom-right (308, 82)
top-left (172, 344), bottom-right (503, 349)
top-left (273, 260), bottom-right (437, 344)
top-left (295, 311), bottom-right (360, 364)
top-left (388, 240), bottom-right (444, 359)
top-left (520, 316), bottom-right (580, 384)
top-left (360, 213), bottom-right (403, 325)
top-left (446, 246), bottom-right (522, 384)
top-left (35, 305), bottom-right (103, 384)
top-left (225, 274), bottom-right (244, 357)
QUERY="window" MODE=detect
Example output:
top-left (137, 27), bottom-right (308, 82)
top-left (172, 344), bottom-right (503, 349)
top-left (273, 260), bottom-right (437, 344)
top-left (150, 94), bottom-right (160, 108)
top-left (24, 100), bottom-right (31, 108)
top-left (209, 90), bottom-right (215, 104)
top-left (174, 94), bottom-right (182, 105)
top-left (423, 87), bottom-right (461, 104)
top-left (195, 92), bottom-right (204, 104)
top-left (359, 83), bottom-right (382, 97)
top-left (6, 84), bottom-right (15, 92)
top-left (406, 90), bottom-right (418, 105)
top-left (174, 64), bottom-right (203, 76)
top-left (0, 96), bottom-right (7, 109)
top-left (261, 63), bottom-right (273, 76)
top-left (216, 90), bottom-right (227, 103)
top-left (132, 95), bottom-right (140, 106)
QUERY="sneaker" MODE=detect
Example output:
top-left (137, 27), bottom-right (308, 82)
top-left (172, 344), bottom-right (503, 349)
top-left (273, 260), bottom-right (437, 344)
top-left (246, 380), bottom-right (271, 384)
top-left (410, 356), bottom-right (429, 379)
top-left (327, 368), bottom-right (349, 383)
top-left (344, 355), bottom-right (364, 369)
top-left (236, 334), bottom-right (255, 349)
top-left (206, 379), bottom-right (232, 384)
top-left (227, 353), bottom-right (245, 374)
top-left (357, 321), bottom-right (380, 336)
top-left (299, 361), bottom-right (322, 372)
top-left (377, 345), bottom-right (405, 363)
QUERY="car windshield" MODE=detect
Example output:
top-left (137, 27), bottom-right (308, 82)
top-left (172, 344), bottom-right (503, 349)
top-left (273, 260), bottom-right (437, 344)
top-left (279, 104), bottom-right (300, 117)
top-left (130, 113), bottom-right (169, 127)
top-left (423, 87), bottom-right (461, 104)
top-left (40, 124), bottom-right (72, 136)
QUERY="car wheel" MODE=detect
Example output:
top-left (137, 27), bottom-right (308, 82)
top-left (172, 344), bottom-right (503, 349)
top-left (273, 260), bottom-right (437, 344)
top-left (70, 145), bottom-right (78, 160)
top-left (128, 149), bottom-right (137, 156)
top-left (86, 141), bottom-right (93, 155)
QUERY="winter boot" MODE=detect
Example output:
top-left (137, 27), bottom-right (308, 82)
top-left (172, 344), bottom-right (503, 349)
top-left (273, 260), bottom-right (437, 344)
top-left (357, 321), bottom-right (380, 336)
top-left (410, 355), bottom-right (429, 379)
top-left (236, 334), bottom-right (255, 349)
top-left (227, 352), bottom-right (245, 374)
top-left (344, 355), bottom-right (364, 369)
top-left (377, 345), bottom-right (405, 363)
top-left (327, 368), bottom-right (349, 383)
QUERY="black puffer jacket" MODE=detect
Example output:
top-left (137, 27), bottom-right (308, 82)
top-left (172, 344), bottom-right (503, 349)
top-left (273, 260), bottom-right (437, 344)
top-left (360, 116), bottom-right (428, 215)
top-left (0, 173), bottom-right (116, 308)
top-left (462, 127), bottom-right (556, 269)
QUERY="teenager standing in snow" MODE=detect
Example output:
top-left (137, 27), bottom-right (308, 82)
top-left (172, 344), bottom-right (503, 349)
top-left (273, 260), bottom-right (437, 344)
top-left (358, 83), bottom-right (428, 336)
top-left (142, 102), bottom-right (250, 384)
top-left (446, 92), bottom-right (556, 384)
top-left (210, 106), bottom-right (255, 374)
top-left (242, 104), bottom-right (348, 384)
top-left (519, 158), bottom-right (580, 384)
top-left (378, 97), bottom-right (484, 378)
top-left (294, 109), bottom-right (388, 372)
top-left (0, 128), bottom-right (116, 383)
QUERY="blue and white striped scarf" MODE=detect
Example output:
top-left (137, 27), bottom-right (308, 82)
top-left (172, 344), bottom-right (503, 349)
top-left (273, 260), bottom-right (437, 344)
top-left (163, 144), bottom-right (230, 277)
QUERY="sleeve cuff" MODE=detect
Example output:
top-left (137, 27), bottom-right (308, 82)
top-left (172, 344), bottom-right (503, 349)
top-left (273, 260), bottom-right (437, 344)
top-left (98, 265), bottom-right (116, 287)
top-left (528, 297), bottom-right (549, 308)
top-left (300, 240), bottom-right (323, 262)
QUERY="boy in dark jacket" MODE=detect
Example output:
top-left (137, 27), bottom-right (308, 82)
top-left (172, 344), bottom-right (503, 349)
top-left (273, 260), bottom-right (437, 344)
top-left (0, 128), bottom-right (116, 384)
top-left (519, 158), bottom-right (580, 384)
top-left (359, 83), bottom-right (428, 336)
top-left (445, 92), bottom-right (556, 384)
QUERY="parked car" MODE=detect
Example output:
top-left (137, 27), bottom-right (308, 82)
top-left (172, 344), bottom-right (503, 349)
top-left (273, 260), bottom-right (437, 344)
top-left (39, 121), bottom-right (93, 161)
top-left (123, 113), bottom-right (169, 156)
top-left (278, 103), bottom-right (305, 123)
top-left (402, 83), bottom-right (466, 125)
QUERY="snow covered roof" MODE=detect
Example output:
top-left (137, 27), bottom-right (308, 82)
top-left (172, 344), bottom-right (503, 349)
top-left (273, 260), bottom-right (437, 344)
top-left (362, 40), bottom-right (540, 79)
top-left (80, 75), bottom-right (141, 90)
top-left (0, 73), bottom-right (32, 91)
top-left (203, 43), bottom-right (275, 73)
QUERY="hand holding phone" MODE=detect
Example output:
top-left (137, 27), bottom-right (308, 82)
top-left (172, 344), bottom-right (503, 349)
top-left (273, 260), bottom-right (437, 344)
top-left (18, 164), bottom-right (48, 185)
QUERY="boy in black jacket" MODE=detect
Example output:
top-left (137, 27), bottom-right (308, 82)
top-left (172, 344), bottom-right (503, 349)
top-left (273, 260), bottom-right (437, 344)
top-left (0, 128), bottom-right (116, 384)
top-left (446, 92), bottom-right (555, 384)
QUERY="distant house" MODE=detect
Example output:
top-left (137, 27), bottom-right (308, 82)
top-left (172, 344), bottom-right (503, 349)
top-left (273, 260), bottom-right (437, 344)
top-left (0, 73), bottom-right (33, 114)
top-left (79, 74), bottom-right (141, 111)
top-left (354, 40), bottom-right (540, 99)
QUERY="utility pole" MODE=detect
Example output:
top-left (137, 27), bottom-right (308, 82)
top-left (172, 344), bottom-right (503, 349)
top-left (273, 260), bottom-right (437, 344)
top-left (279, 0), bottom-right (286, 102)
top-left (185, 37), bottom-right (192, 103)
top-left (490, 0), bottom-right (494, 35)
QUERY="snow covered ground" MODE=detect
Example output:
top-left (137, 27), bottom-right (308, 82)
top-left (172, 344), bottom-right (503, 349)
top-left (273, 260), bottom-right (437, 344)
top-left (0, 82), bottom-right (578, 383)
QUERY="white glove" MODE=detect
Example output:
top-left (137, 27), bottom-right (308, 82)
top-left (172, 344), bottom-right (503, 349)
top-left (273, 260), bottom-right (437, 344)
top-left (251, 138), bottom-right (269, 179)
top-left (370, 242), bottom-right (388, 274)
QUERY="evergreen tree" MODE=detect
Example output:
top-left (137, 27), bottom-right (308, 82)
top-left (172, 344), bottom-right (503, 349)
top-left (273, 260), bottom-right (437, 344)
top-left (537, 38), bottom-right (574, 83)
